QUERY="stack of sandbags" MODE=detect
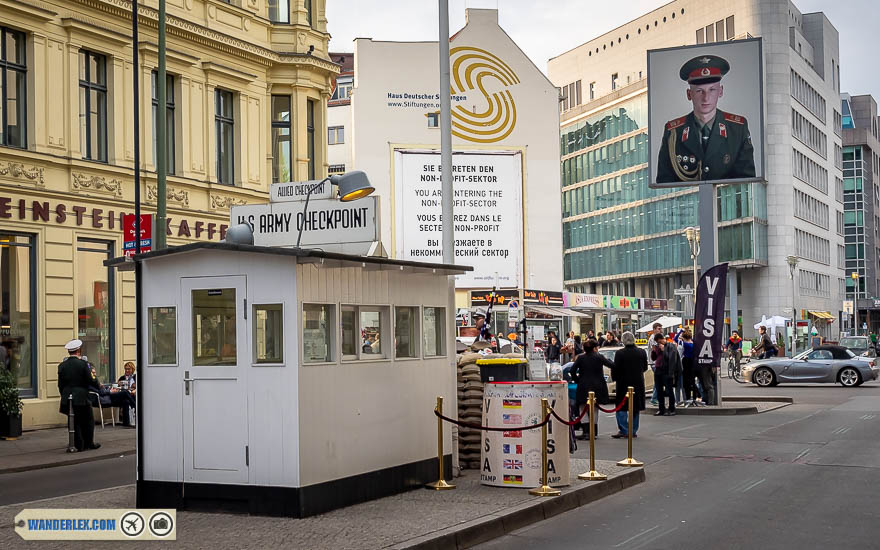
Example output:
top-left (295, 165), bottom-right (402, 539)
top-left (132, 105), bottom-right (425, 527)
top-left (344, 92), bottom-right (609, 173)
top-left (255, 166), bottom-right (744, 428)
top-left (457, 352), bottom-right (483, 469)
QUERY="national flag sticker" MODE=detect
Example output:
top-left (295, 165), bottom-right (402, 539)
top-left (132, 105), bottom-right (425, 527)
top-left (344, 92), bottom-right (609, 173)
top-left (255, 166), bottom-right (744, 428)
top-left (503, 459), bottom-right (523, 470)
top-left (502, 430), bottom-right (522, 438)
top-left (502, 444), bottom-right (523, 454)
top-left (503, 475), bottom-right (523, 485)
top-left (502, 414), bottom-right (522, 425)
top-left (502, 399), bottom-right (522, 409)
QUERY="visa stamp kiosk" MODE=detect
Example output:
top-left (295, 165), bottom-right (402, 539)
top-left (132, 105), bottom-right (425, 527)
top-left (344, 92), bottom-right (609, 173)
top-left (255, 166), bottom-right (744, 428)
top-left (109, 242), bottom-right (466, 517)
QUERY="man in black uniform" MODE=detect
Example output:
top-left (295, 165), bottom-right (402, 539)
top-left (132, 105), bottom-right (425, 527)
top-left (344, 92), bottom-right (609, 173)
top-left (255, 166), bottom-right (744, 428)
top-left (58, 339), bottom-right (100, 451)
top-left (656, 54), bottom-right (756, 183)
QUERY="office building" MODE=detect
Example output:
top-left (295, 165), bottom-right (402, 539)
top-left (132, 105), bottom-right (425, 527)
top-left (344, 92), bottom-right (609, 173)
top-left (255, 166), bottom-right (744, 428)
top-left (548, 0), bottom-right (844, 341)
top-left (841, 93), bottom-right (880, 333)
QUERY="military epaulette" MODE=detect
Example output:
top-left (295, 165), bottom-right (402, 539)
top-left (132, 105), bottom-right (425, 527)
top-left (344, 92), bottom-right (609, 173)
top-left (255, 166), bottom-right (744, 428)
top-left (723, 112), bottom-right (746, 125)
top-left (666, 117), bottom-right (687, 130)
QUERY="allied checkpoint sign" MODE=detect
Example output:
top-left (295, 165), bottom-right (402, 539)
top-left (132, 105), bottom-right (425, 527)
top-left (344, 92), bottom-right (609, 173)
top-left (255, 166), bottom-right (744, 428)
top-left (230, 196), bottom-right (378, 249)
top-left (269, 180), bottom-right (332, 203)
top-left (647, 38), bottom-right (764, 188)
top-left (481, 382), bottom-right (569, 488)
top-left (393, 150), bottom-right (523, 288)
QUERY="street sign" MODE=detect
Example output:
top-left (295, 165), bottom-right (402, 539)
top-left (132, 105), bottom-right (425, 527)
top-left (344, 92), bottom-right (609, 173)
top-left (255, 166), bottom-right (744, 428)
top-left (843, 300), bottom-right (853, 314)
top-left (231, 197), bottom-right (378, 249)
top-left (507, 300), bottom-right (519, 322)
top-left (270, 180), bottom-right (332, 203)
top-left (674, 287), bottom-right (694, 296)
top-left (123, 214), bottom-right (154, 257)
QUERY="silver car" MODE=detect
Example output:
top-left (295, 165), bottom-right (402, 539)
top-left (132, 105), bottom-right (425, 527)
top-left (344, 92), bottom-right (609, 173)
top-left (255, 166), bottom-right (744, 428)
top-left (742, 345), bottom-right (879, 387)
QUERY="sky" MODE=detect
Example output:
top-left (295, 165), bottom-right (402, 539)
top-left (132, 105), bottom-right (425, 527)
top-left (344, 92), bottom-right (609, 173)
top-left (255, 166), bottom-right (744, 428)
top-left (326, 0), bottom-right (880, 97)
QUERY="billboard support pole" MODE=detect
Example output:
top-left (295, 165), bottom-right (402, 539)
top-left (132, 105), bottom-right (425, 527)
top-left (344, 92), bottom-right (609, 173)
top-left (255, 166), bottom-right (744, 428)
top-left (698, 182), bottom-right (720, 405)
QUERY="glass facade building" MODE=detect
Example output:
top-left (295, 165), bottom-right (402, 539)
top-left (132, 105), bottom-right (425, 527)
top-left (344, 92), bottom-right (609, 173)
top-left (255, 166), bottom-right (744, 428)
top-left (561, 86), bottom-right (768, 298)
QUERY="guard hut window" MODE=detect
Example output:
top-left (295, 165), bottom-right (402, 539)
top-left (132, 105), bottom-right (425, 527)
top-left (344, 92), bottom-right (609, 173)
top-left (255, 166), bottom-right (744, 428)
top-left (423, 307), bottom-right (446, 357)
top-left (303, 304), bottom-right (334, 363)
top-left (394, 306), bottom-right (419, 359)
top-left (0, 233), bottom-right (36, 396)
top-left (151, 71), bottom-right (176, 174)
top-left (0, 26), bottom-right (26, 149)
top-left (427, 112), bottom-right (439, 128)
top-left (148, 307), bottom-right (177, 364)
top-left (192, 288), bottom-right (237, 366)
top-left (254, 304), bottom-right (283, 364)
top-left (215, 88), bottom-right (235, 185)
top-left (341, 305), bottom-right (390, 360)
top-left (79, 50), bottom-right (107, 162)
top-left (268, 0), bottom-right (290, 23)
top-left (271, 95), bottom-right (292, 183)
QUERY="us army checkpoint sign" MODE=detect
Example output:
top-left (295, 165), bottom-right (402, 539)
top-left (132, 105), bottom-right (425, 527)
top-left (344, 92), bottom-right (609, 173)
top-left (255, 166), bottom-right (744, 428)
top-left (231, 196), bottom-right (378, 248)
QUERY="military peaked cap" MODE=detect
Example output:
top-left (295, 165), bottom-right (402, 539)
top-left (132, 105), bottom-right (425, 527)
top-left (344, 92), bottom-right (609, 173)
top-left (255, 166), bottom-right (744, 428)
top-left (679, 54), bottom-right (730, 85)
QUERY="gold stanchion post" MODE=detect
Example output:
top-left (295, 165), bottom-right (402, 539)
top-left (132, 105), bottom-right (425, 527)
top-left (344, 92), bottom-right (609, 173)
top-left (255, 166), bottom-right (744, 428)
top-left (617, 386), bottom-right (643, 467)
top-left (578, 391), bottom-right (607, 481)
top-left (427, 396), bottom-right (455, 490)
top-left (529, 398), bottom-right (561, 497)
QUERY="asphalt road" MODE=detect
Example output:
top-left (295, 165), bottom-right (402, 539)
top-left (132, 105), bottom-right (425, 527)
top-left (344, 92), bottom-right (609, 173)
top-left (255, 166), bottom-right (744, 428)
top-left (0, 455), bottom-right (135, 507)
top-left (478, 377), bottom-right (880, 549)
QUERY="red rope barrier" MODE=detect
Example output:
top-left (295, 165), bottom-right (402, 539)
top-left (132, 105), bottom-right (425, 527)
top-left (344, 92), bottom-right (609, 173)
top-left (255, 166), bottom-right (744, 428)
top-left (434, 410), bottom-right (552, 432)
top-left (548, 395), bottom-right (628, 426)
top-left (597, 398), bottom-right (629, 414)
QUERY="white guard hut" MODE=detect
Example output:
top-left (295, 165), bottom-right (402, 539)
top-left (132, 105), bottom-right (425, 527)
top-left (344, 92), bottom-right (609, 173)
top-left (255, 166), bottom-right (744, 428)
top-left (109, 242), bottom-right (467, 517)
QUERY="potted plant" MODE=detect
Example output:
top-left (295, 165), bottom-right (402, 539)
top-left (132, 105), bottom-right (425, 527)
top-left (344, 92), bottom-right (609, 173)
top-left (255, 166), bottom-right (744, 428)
top-left (0, 367), bottom-right (23, 439)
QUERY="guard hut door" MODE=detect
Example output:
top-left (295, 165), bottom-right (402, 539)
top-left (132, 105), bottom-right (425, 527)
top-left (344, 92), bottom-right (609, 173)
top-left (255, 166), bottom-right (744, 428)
top-left (181, 276), bottom-right (249, 484)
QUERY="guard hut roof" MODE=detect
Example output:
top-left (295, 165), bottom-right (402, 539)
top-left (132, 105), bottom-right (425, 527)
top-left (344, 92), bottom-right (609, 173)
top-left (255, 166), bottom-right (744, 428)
top-left (106, 241), bottom-right (472, 274)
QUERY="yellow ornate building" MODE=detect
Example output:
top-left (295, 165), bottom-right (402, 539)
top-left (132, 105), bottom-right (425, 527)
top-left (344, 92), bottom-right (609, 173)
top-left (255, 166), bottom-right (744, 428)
top-left (0, 0), bottom-right (337, 427)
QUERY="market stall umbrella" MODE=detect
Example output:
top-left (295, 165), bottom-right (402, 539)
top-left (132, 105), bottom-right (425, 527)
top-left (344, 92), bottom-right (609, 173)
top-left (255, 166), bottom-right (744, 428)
top-left (754, 315), bottom-right (789, 340)
top-left (636, 316), bottom-right (684, 333)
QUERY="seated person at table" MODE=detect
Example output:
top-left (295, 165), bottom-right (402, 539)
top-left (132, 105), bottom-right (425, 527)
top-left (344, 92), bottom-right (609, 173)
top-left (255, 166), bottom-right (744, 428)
top-left (116, 362), bottom-right (137, 426)
top-left (87, 364), bottom-right (137, 427)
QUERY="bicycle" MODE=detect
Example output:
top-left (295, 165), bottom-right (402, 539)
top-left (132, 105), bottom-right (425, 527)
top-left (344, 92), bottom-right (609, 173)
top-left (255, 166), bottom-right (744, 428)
top-left (725, 350), bottom-right (747, 383)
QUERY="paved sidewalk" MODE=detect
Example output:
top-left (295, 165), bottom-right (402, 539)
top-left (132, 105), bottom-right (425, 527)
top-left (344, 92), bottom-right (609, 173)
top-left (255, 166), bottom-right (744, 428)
top-left (0, 425), bottom-right (136, 474)
top-left (0, 458), bottom-right (644, 549)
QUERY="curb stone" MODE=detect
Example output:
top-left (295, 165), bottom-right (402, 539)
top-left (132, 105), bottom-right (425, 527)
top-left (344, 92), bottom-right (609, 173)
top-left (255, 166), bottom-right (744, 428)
top-left (389, 468), bottom-right (645, 550)
top-left (0, 448), bottom-right (137, 475)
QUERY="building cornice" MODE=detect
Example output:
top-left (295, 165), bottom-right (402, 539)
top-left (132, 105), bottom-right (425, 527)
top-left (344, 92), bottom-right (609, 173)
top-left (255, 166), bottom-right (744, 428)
top-left (0, 0), bottom-right (57, 23)
top-left (66, 0), bottom-right (339, 74)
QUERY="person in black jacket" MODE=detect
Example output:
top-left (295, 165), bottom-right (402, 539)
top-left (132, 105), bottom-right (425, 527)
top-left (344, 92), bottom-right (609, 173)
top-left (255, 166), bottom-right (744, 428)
top-left (570, 339), bottom-right (613, 439)
top-left (544, 334), bottom-right (562, 364)
top-left (57, 339), bottom-right (100, 452)
top-left (651, 333), bottom-right (683, 416)
top-left (610, 332), bottom-right (647, 438)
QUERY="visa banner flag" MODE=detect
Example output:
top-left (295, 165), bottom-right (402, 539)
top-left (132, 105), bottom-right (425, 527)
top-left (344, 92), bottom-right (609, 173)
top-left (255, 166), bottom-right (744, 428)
top-left (694, 263), bottom-right (729, 369)
top-left (503, 459), bottom-right (523, 470)
top-left (502, 399), bottom-right (522, 409)
top-left (503, 475), bottom-right (523, 485)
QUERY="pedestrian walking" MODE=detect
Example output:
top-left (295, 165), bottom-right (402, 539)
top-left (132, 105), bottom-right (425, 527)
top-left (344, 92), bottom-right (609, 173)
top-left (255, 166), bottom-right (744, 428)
top-left (570, 338), bottom-right (613, 438)
top-left (610, 332), bottom-right (647, 438)
top-left (544, 333), bottom-right (562, 379)
top-left (678, 330), bottom-right (698, 406)
top-left (651, 333), bottom-right (682, 416)
top-left (647, 323), bottom-right (663, 405)
top-left (57, 339), bottom-right (100, 452)
top-left (600, 330), bottom-right (620, 348)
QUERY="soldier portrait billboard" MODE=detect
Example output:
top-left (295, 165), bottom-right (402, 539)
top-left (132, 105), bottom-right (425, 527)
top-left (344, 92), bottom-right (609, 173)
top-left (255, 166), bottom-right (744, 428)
top-left (648, 38), bottom-right (764, 188)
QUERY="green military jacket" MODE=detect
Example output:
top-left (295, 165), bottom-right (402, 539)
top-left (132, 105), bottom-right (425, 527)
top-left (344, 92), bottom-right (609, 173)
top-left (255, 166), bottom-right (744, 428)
top-left (656, 110), bottom-right (756, 183)
top-left (58, 356), bottom-right (95, 412)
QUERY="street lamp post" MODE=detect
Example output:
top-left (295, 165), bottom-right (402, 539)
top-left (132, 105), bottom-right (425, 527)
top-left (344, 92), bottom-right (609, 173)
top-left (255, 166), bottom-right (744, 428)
top-left (684, 227), bottom-right (701, 317)
top-left (852, 272), bottom-right (860, 336)
top-left (787, 255), bottom-right (799, 357)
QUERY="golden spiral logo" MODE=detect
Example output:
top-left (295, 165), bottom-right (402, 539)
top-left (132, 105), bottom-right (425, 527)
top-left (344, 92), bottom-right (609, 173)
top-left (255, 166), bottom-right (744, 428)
top-left (449, 46), bottom-right (520, 143)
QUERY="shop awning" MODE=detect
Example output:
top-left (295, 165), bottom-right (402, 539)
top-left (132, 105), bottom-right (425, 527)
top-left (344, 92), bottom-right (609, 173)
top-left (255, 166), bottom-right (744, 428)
top-left (808, 310), bottom-right (834, 319)
top-left (558, 308), bottom-right (589, 317)
top-left (527, 305), bottom-right (563, 317)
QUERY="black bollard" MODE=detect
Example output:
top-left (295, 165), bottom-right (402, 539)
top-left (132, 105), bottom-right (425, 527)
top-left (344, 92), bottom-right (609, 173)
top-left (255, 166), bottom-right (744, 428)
top-left (66, 394), bottom-right (77, 453)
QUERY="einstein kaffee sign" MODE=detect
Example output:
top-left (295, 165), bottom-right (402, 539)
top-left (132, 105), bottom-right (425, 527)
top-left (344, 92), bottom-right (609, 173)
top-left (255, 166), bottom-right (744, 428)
top-left (394, 150), bottom-right (522, 287)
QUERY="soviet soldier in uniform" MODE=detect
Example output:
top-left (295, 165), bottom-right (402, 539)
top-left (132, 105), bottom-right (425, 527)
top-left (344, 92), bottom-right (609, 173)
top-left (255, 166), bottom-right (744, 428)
top-left (58, 339), bottom-right (100, 451)
top-left (656, 54), bottom-right (756, 183)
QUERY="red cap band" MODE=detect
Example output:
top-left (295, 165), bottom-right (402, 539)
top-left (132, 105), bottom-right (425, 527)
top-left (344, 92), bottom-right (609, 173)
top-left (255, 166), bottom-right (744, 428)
top-left (688, 67), bottom-right (721, 80)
